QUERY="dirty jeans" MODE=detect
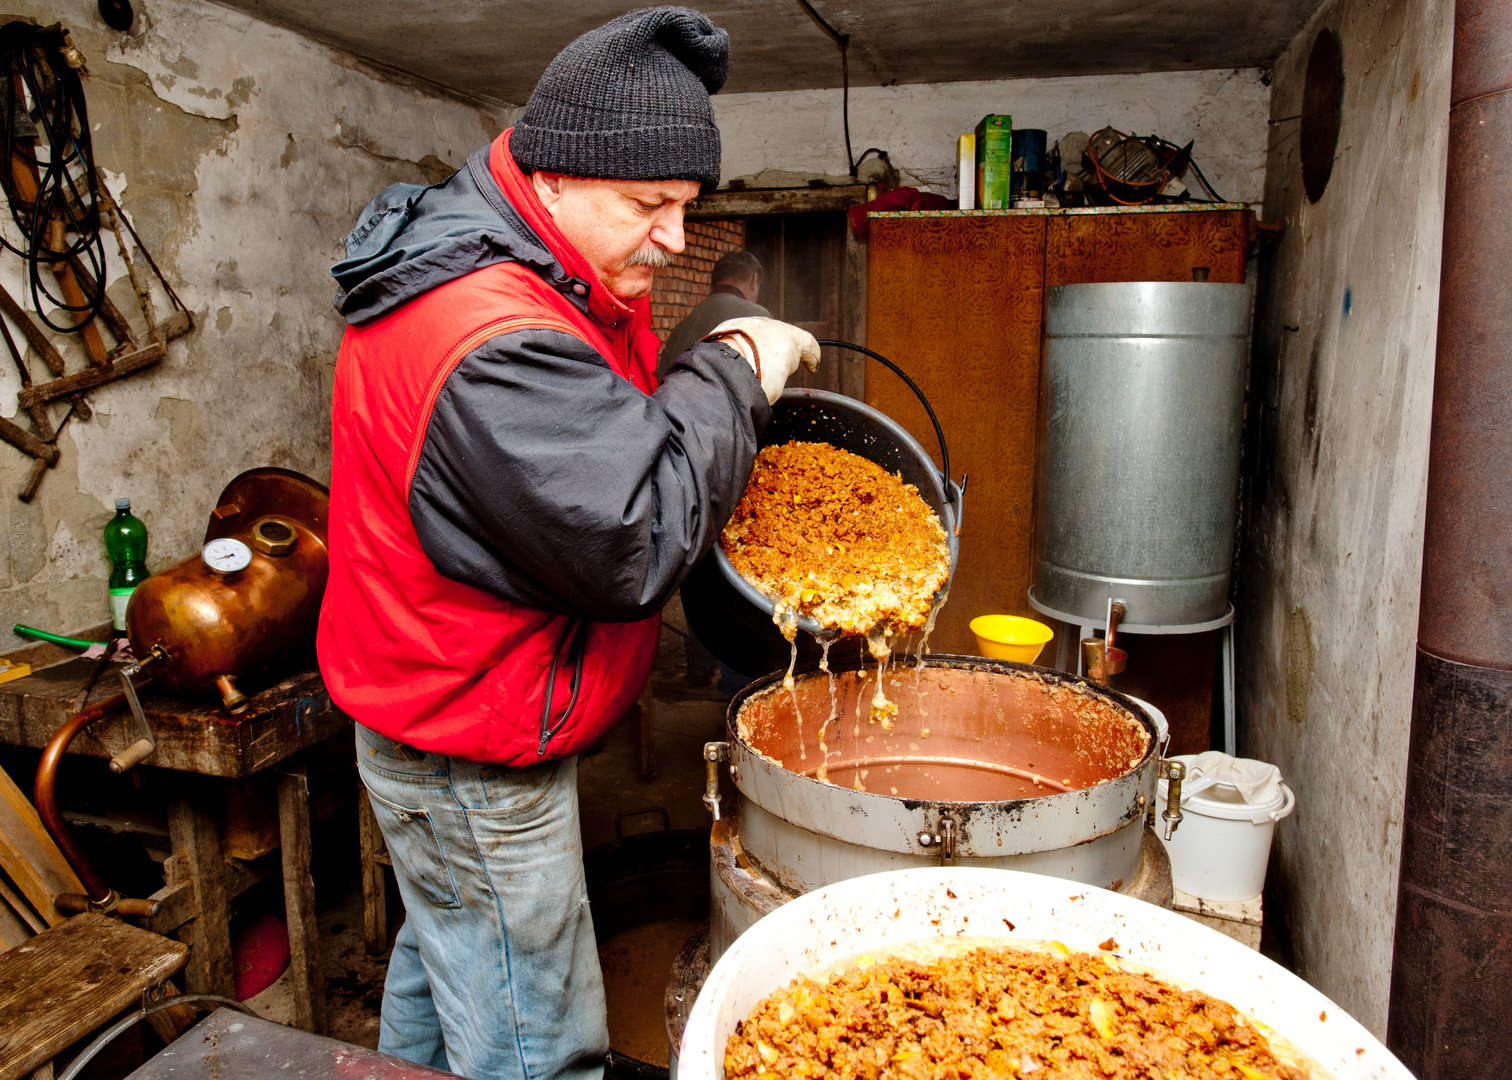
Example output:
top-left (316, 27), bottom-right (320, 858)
top-left (355, 722), bottom-right (607, 1080)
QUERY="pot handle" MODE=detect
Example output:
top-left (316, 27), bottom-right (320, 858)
top-left (945, 476), bottom-right (967, 537)
top-left (817, 339), bottom-right (956, 503)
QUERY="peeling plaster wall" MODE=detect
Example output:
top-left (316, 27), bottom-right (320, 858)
top-left (713, 68), bottom-right (1271, 211)
top-left (0, 0), bottom-right (512, 648)
top-left (1237, 0), bottom-right (1450, 1035)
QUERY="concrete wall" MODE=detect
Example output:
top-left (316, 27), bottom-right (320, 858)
top-left (713, 68), bottom-right (1272, 211)
top-left (0, 0), bottom-right (511, 648)
top-left (1238, 0), bottom-right (1450, 1035)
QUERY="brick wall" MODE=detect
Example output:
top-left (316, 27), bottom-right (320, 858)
top-left (650, 219), bottom-right (745, 341)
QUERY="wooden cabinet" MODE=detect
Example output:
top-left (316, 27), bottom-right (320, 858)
top-left (1044, 209), bottom-right (1250, 286)
top-left (867, 215), bottom-right (1048, 658)
top-left (866, 207), bottom-right (1252, 751)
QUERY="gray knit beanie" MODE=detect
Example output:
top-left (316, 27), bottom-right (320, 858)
top-left (511, 7), bottom-right (728, 188)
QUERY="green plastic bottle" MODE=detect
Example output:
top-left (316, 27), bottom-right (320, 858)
top-left (104, 498), bottom-right (148, 632)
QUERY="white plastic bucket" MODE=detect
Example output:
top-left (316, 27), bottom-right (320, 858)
top-left (1157, 754), bottom-right (1295, 902)
top-left (677, 867), bottom-right (1407, 1080)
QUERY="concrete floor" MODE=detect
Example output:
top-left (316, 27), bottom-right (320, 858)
top-left (245, 596), bottom-right (727, 1048)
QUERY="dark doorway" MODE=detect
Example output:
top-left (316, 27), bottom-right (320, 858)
top-left (744, 212), bottom-right (850, 394)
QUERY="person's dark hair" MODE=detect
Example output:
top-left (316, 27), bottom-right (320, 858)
top-left (711, 249), bottom-right (762, 285)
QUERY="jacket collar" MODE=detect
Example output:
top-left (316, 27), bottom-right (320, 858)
top-left (489, 130), bottom-right (638, 332)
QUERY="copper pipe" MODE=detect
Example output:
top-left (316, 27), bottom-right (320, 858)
top-left (33, 681), bottom-right (149, 905)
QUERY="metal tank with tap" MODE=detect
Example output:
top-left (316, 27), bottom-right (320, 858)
top-left (1030, 280), bottom-right (1253, 628)
top-left (701, 656), bottom-right (1176, 960)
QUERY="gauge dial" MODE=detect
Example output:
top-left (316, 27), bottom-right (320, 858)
top-left (202, 537), bottom-right (253, 574)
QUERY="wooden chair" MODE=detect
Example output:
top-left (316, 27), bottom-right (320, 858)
top-left (0, 912), bottom-right (188, 1080)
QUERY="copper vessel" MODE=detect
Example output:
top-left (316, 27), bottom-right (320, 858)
top-left (704, 655), bottom-right (1175, 959)
top-left (125, 468), bottom-right (329, 713)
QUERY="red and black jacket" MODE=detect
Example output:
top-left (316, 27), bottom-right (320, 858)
top-left (318, 130), bottom-right (768, 764)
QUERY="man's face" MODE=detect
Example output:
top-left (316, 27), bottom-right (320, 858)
top-left (531, 172), bottom-right (702, 300)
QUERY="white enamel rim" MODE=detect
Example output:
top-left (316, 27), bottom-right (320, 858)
top-left (678, 867), bottom-right (1408, 1080)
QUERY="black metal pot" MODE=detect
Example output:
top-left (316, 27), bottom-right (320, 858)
top-left (683, 343), bottom-right (964, 677)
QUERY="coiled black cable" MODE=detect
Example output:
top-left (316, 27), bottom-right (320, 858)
top-left (0, 21), bottom-right (106, 334)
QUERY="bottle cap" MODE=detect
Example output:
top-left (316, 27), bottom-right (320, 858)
top-left (115, 498), bottom-right (131, 511)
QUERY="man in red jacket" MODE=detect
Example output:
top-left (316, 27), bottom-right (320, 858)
top-left (318, 9), bottom-right (817, 1078)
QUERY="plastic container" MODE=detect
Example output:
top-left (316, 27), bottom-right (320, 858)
top-left (969, 614), bottom-right (1053, 663)
top-left (676, 867), bottom-right (1408, 1080)
top-left (1158, 754), bottom-right (1296, 901)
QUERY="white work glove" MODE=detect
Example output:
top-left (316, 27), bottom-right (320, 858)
top-left (703, 317), bottom-right (821, 405)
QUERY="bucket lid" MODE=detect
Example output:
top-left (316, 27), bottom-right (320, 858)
top-left (1159, 775), bottom-right (1295, 823)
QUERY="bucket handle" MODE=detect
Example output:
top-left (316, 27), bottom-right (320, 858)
top-left (817, 339), bottom-right (955, 501)
top-left (1267, 784), bottom-right (1297, 823)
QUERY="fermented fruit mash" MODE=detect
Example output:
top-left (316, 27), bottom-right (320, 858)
top-left (724, 941), bottom-right (1309, 1080)
top-left (721, 441), bottom-right (950, 643)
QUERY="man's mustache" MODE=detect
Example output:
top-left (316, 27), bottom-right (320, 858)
top-left (626, 245), bottom-right (676, 268)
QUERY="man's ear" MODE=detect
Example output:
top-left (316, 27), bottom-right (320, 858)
top-left (532, 171), bottom-right (566, 215)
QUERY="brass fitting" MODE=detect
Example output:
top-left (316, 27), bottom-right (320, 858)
top-left (702, 741), bottom-right (729, 821)
top-left (1161, 760), bottom-right (1186, 840)
top-left (252, 517), bottom-right (297, 556)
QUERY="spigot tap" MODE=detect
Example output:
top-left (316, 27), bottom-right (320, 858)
top-left (1161, 759), bottom-right (1186, 840)
top-left (702, 741), bottom-right (729, 821)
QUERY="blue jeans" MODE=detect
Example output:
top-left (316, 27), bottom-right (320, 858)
top-left (355, 722), bottom-right (608, 1080)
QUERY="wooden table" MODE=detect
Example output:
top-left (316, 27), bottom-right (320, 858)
top-left (0, 635), bottom-right (351, 1035)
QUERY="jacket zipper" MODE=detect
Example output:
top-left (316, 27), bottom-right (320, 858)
top-left (537, 618), bottom-right (590, 755)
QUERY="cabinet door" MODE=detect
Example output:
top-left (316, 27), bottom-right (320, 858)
top-left (867, 215), bottom-right (1047, 656)
top-left (1046, 210), bottom-right (1251, 285)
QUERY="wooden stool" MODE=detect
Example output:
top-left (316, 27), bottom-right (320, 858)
top-left (1173, 887), bottom-right (1263, 950)
top-left (0, 912), bottom-right (188, 1080)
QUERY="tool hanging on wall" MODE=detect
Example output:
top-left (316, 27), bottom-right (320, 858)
top-left (0, 21), bottom-right (193, 501)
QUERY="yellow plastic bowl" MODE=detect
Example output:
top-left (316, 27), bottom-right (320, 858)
top-left (970, 615), bottom-right (1055, 664)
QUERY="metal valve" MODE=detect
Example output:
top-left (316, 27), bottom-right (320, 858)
top-left (1160, 759), bottom-right (1186, 840)
top-left (1082, 598), bottom-right (1128, 682)
top-left (702, 741), bottom-right (729, 821)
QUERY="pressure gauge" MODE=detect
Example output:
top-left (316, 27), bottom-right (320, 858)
top-left (202, 537), bottom-right (253, 575)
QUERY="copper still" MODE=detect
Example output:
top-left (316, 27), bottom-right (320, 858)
top-left (125, 467), bottom-right (329, 713)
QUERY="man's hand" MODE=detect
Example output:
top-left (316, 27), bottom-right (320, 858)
top-left (703, 317), bottom-right (821, 404)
